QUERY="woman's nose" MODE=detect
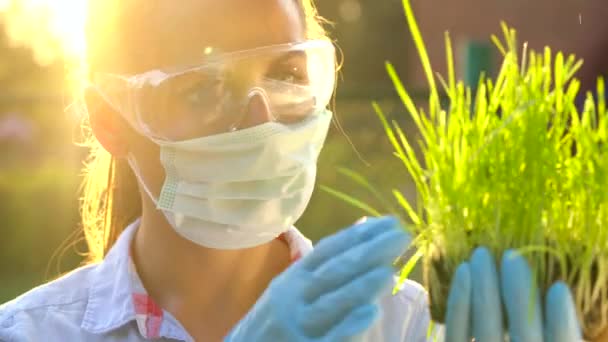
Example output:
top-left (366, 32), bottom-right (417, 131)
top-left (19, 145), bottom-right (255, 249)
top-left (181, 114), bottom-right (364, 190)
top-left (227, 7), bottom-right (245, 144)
top-left (239, 88), bottom-right (274, 129)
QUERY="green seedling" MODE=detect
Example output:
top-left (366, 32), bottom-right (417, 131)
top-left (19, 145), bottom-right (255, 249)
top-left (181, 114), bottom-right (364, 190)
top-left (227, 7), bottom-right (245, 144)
top-left (326, 0), bottom-right (608, 338)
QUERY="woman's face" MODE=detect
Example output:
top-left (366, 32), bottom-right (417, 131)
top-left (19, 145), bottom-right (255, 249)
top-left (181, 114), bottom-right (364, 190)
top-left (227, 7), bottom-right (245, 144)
top-left (98, 0), bottom-right (307, 204)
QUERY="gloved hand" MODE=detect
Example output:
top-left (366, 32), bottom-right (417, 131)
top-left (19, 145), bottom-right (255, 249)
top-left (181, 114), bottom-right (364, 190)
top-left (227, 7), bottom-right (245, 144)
top-left (225, 216), bottom-right (410, 342)
top-left (445, 248), bottom-right (582, 342)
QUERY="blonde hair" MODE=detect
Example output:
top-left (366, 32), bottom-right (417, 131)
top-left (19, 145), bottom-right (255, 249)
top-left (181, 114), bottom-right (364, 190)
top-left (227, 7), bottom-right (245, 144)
top-left (80, 0), bottom-right (331, 263)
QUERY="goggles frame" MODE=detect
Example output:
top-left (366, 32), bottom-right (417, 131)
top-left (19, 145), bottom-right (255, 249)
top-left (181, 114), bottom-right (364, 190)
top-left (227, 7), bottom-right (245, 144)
top-left (93, 39), bottom-right (336, 141)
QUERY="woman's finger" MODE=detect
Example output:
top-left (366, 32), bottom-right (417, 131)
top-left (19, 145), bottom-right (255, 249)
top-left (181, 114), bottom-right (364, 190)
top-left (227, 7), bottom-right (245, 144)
top-left (445, 262), bottom-right (472, 342)
top-left (304, 226), bottom-right (409, 301)
top-left (301, 216), bottom-right (401, 271)
top-left (500, 250), bottom-right (544, 342)
top-left (470, 247), bottom-right (504, 342)
top-left (544, 282), bottom-right (582, 342)
top-left (300, 266), bottom-right (393, 334)
top-left (323, 304), bottom-right (379, 342)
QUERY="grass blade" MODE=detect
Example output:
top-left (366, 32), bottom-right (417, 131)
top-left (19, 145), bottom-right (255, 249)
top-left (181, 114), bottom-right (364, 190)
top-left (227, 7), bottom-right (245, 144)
top-left (394, 249), bottom-right (423, 294)
top-left (320, 185), bottom-right (382, 217)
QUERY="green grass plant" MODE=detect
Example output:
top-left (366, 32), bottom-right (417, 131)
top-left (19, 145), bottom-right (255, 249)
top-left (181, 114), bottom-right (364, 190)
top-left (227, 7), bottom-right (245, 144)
top-left (327, 0), bottom-right (608, 337)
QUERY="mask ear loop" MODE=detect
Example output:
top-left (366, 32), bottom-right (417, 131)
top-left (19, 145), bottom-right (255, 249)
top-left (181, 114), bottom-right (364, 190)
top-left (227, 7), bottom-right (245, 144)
top-left (126, 153), bottom-right (159, 207)
top-left (228, 86), bottom-right (274, 132)
top-left (126, 152), bottom-right (186, 227)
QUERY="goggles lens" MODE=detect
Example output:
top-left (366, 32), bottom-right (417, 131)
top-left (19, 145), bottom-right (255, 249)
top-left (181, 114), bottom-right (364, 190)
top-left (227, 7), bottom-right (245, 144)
top-left (94, 40), bottom-right (336, 141)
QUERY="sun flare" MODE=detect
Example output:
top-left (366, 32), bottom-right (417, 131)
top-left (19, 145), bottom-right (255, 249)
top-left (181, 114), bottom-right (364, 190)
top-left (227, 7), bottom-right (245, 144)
top-left (0, 0), bottom-right (88, 65)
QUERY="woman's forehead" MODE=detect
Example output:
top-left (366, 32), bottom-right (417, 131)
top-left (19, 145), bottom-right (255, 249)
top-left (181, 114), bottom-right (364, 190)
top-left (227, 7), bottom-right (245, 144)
top-left (105, 0), bottom-right (305, 72)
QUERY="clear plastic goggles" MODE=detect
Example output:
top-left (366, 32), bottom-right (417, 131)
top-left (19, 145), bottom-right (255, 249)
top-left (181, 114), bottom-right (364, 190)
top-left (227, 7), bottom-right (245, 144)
top-left (93, 40), bottom-right (336, 141)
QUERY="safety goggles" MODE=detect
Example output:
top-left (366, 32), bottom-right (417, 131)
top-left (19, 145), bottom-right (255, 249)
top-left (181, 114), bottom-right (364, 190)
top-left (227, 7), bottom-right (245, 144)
top-left (93, 40), bottom-right (336, 141)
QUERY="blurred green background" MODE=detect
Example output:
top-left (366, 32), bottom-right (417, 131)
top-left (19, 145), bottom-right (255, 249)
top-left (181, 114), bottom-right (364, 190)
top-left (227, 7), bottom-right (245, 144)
top-left (1, 0), bottom-right (607, 303)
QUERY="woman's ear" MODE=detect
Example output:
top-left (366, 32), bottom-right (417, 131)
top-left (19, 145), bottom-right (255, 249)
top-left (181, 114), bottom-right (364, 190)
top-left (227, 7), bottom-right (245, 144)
top-left (85, 87), bottom-right (130, 157)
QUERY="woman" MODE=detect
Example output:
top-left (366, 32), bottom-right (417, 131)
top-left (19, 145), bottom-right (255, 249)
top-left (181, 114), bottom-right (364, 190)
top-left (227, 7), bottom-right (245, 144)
top-left (0, 0), bottom-right (581, 341)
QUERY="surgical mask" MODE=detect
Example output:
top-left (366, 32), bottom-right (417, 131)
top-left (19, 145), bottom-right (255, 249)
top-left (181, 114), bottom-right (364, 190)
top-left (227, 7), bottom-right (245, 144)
top-left (129, 109), bottom-right (332, 249)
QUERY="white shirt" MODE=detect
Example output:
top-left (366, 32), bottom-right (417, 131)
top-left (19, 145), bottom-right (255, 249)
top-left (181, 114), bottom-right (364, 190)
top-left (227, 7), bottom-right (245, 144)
top-left (0, 220), bottom-right (439, 341)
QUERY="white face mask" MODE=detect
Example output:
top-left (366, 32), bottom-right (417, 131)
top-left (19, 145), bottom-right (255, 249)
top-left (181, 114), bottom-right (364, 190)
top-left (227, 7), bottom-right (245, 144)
top-left (130, 109), bottom-right (332, 249)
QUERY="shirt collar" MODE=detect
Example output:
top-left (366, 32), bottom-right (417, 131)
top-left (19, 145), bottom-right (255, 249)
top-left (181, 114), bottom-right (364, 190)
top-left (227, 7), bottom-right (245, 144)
top-left (81, 219), bottom-right (143, 335)
top-left (80, 219), bottom-right (313, 339)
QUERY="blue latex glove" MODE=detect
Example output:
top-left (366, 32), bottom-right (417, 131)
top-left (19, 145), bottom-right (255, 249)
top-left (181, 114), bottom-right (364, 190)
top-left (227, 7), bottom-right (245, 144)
top-left (445, 248), bottom-right (581, 342)
top-left (225, 216), bottom-right (410, 342)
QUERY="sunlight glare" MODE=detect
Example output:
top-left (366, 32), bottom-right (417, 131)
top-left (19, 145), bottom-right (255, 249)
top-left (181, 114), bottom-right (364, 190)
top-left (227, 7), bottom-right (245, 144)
top-left (0, 0), bottom-right (88, 65)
